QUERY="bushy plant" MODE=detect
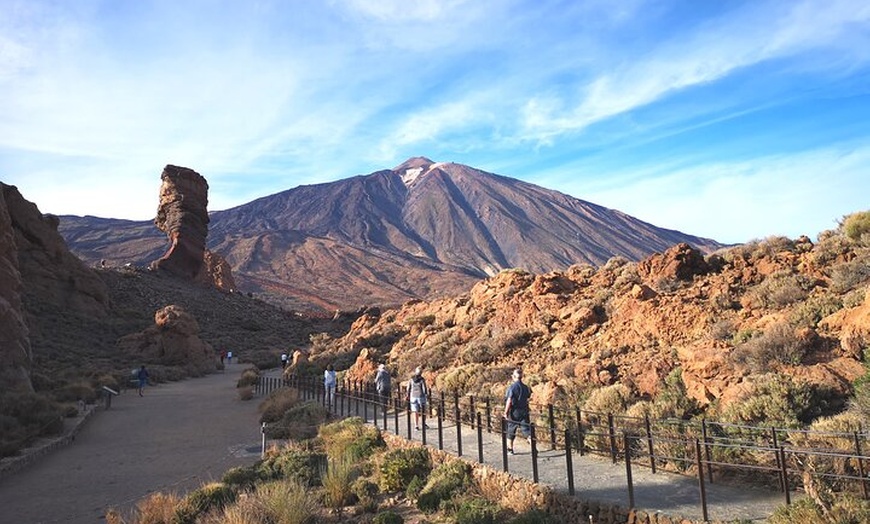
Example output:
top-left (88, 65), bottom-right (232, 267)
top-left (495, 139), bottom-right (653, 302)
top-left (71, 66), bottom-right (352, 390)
top-left (321, 458), bottom-right (358, 508)
top-left (0, 391), bottom-right (64, 457)
top-left (259, 388), bottom-right (300, 424)
top-left (257, 448), bottom-right (327, 486)
top-left (237, 367), bottom-right (260, 388)
top-left (720, 374), bottom-right (819, 427)
top-left (831, 254), bottom-right (870, 293)
top-left (372, 511), bottom-right (404, 524)
top-left (791, 293), bottom-right (843, 328)
top-left (416, 460), bottom-right (472, 513)
top-left (174, 482), bottom-right (236, 524)
top-left (745, 271), bottom-right (812, 309)
top-left (768, 493), bottom-right (870, 524)
top-left (378, 447), bottom-right (431, 492)
top-left (843, 210), bottom-right (870, 243)
top-left (351, 477), bottom-right (379, 500)
top-left (264, 401), bottom-right (329, 440)
top-left (221, 466), bottom-right (260, 491)
top-left (732, 322), bottom-right (810, 372)
top-left (255, 479), bottom-right (318, 524)
top-left (583, 383), bottom-right (631, 415)
top-left (318, 417), bottom-right (384, 463)
top-left (131, 492), bottom-right (182, 524)
top-left (405, 474), bottom-right (426, 500)
top-left (453, 496), bottom-right (501, 524)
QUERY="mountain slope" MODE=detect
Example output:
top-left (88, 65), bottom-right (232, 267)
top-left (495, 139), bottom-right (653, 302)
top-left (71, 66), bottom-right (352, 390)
top-left (59, 158), bottom-right (722, 311)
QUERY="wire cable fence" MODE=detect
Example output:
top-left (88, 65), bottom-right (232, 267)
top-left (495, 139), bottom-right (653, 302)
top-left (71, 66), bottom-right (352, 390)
top-left (257, 374), bottom-right (870, 520)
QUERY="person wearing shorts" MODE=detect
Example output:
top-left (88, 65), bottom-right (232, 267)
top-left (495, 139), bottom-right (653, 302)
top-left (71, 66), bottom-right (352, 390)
top-left (503, 368), bottom-right (532, 454)
top-left (406, 366), bottom-right (428, 430)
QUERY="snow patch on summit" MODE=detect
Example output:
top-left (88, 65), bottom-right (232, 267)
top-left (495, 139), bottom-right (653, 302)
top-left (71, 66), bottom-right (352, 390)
top-left (402, 167), bottom-right (423, 186)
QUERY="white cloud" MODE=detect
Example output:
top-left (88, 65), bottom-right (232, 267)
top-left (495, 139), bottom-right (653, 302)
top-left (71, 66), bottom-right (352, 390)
top-left (578, 143), bottom-right (870, 243)
top-left (521, 0), bottom-right (870, 141)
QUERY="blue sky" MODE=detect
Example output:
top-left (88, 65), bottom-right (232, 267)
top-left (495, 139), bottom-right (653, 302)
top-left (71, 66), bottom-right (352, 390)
top-left (1, 0), bottom-right (868, 244)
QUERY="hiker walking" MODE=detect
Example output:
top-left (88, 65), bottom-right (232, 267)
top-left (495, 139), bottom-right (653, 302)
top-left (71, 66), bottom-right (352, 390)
top-left (324, 364), bottom-right (337, 410)
top-left (280, 352), bottom-right (289, 369)
top-left (503, 367), bottom-right (532, 455)
top-left (406, 367), bottom-right (428, 430)
top-left (136, 365), bottom-right (149, 397)
top-left (375, 363), bottom-right (391, 408)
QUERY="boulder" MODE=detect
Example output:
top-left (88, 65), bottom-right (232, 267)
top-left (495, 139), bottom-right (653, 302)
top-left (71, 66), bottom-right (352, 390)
top-left (637, 243), bottom-right (709, 283)
top-left (117, 305), bottom-right (214, 372)
top-left (151, 165), bottom-right (210, 280)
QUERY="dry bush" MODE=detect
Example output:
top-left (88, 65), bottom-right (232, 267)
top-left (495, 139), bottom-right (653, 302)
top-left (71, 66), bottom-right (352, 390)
top-left (745, 271), bottom-right (812, 309)
top-left (583, 384), bottom-right (631, 416)
top-left (843, 210), bottom-right (870, 244)
top-left (259, 388), bottom-right (300, 424)
top-left (237, 367), bottom-right (260, 388)
top-left (831, 254), bottom-right (870, 293)
top-left (321, 458), bottom-right (358, 508)
top-left (732, 322), bottom-right (810, 372)
top-left (132, 492), bottom-right (183, 524)
top-left (317, 417), bottom-right (384, 463)
top-left (254, 479), bottom-right (318, 524)
top-left (813, 230), bottom-right (853, 265)
top-left (791, 293), bottom-right (843, 328)
top-left (708, 319), bottom-right (736, 341)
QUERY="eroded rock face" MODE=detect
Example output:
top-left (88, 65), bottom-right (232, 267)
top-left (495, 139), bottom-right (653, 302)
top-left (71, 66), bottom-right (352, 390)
top-left (637, 243), bottom-right (710, 283)
top-left (150, 165), bottom-right (235, 291)
top-left (2, 184), bottom-right (109, 317)
top-left (116, 305), bottom-right (215, 373)
top-left (0, 186), bottom-right (33, 392)
top-left (151, 165), bottom-right (210, 279)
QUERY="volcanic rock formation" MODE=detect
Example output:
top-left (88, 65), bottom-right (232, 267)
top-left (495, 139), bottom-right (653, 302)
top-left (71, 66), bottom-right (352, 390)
top-left (117, 304), bottom-right (215, 373)
top-left (150, 165), bottom-right (235, 291)
top-left (0, 185), bottom-right (33, 392)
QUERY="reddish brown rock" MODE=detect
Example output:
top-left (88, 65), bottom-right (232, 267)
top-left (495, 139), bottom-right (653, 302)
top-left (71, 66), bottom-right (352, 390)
top-left (150, 165), bottom-right (235, 291)
top-left (117, 305), bottom-right (215, 372)
top-left (151, 165), bottom-right (210, 279)
top-left (0, 186), bottom-right (33, 392)
top-left (2, 184), bottom-right (108, 317)
top-left (637, 243), bottom-right (710, 283)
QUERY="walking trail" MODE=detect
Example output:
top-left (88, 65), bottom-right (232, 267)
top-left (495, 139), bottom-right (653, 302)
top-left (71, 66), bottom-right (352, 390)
top-left (0, 366), bottom-right (263, 524)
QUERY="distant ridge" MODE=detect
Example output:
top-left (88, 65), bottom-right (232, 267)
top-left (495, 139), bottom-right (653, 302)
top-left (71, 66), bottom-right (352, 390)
top-left (59, 158), bottom-right (722, 311)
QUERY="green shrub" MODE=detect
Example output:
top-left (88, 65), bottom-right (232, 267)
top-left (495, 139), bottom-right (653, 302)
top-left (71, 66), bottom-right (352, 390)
top-left (52, 381), bottom-right (98, 403)
top-left (222, 465), bottom-right (260, 490)
top-left (720, 374), bottom-right (820, 427)
top-left (372, 511), bottom-right (404, 524)
top-left (416, 460), bottom-right (472, 513)
top-left (405, 474), bottom-right (425, 500)
top-left (321, 458), bottom-right (358, 508)
top-left (768, 492), bottom-right (870, 524)
top-left (318, 417), bottom-right (384, 463)
top-left (831, 254), bottom-right (870, 293)
top-left (0, 391), bottom-right (64, 457)
top-left (791, 293), bottom-right (843, 328)
top-left (378, 447), bottom-right (431, 492)
top-left (351, 477), bottom-right (379, 500)
top-left (255, 479), bottom-right (318, 524)
top-left (257, 448), bottom-right (327, 487)
top-left (174, 482), bottom-right (236, 524)
top-left (453, 496), bottom-right (501, 524)
top-left (843, 211), bottom-right (870, 243)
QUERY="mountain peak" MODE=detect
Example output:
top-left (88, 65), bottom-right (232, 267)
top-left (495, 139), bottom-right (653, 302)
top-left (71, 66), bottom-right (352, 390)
top-left (393, 156), bottom-right (441, 187)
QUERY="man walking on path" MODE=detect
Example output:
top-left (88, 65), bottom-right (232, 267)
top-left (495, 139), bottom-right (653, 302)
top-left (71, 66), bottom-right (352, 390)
top-left (136, 365), bottom-right (149, 397)
top-left (324, 364), bottom-right (337, 410)
top-left (503, 367), bottom-right (532, 455)
top-left (407, 367), bottom-right (428, 430)
top-left (375, 364), bottom-right (391, 408)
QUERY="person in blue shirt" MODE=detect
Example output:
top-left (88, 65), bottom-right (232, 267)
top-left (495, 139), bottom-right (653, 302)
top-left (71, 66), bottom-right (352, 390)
top-left (503, 368), bottom-right (532, 455)
top-left (137, 365), bottom-right (149, 397)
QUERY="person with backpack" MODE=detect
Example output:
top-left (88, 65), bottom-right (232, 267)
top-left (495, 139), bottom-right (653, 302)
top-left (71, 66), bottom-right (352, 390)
top-left (375, 363), bottom-right (392, 408)
top-left (406, 366), bottom-right (428, 430)
top-left (503, 367), bottom-right (532, 455)
top-left (324, 363), bottom-right (337, 411)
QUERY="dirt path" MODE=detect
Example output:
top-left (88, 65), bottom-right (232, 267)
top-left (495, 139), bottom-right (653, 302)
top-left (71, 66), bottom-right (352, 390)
top-left (0, 367), bottom-right (263, 524)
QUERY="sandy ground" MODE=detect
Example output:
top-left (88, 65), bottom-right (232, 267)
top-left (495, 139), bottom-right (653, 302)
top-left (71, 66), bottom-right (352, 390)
top-left (0, 367), bottom-right (263, 524)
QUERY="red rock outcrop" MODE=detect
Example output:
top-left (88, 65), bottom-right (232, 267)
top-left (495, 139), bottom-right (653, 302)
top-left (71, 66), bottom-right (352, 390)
top-left (0, 185), bottom-right (33, 392)
top-left (150, 165), bottom-right (235, 291)
top-left (2, 184), bottom-right (109, 317)
top-left (116, 305), bottom-right (215, 373)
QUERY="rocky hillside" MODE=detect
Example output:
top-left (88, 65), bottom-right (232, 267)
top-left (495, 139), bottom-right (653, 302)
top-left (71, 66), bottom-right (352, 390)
top-left (58, 158), bottom-right (722, 311)
top-left (315, 215), bottom-right (870, 428)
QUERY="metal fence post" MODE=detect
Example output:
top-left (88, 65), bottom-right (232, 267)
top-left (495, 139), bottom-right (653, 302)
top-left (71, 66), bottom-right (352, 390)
top-left (502, 418), bottom-right (509, 472)
top-left (477, 413), bottom-right (484, 463)
top-left (456, 403), bottom-right (463, 457)
top-left (695, 439), bottom-right (709, 522)
top-left (780, 446), bottom-right (790, 505)
top-left (438, 404), bottom-right (444, 450)
top-left (854, 431), bottom-right (868, 499)
top-left (702, 419), bottom-right (713, 484)
top-left (548, 404), bottom-right (557, 450)
top-left (531, 423), bottom-right (539, 483)
top-left (608, 413), bottom-right (617, 464)
top-left (645, 415), bottom-right (656, 474)
top-left (565, 429), bottom-right (575, 496)
top-left (624, 432), bottom-right (635, 509)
